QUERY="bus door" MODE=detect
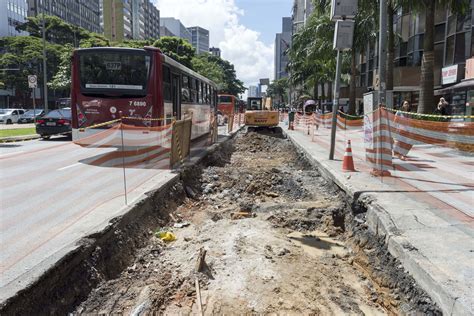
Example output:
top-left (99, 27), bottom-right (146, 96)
top-left (172, 73), bottom-right (181, 119)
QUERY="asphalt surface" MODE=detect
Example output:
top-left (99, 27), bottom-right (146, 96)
top-left (0, 126), bottom-right (229, 301)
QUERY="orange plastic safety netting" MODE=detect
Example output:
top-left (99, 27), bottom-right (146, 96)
top-left (73, 121), bottom-right (173, 169)
top-left (292, 108), bottom-right (474, 173)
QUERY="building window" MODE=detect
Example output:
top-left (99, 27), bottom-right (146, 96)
top-left (435, 24), bottom-right (445, 43)
top-left (445, 35), bottom-right (455, 65)
top-left (454, 32), bottom-right (466, 64)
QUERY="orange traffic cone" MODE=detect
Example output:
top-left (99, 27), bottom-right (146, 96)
top-left (342, 140), bottom-right (356, 172)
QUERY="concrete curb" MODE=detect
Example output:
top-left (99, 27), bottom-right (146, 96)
top-left (282, 128), bottom-right (471, 316)
top-left (0, 134), bottom-right (40, 143)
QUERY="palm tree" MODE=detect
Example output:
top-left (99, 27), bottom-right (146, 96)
top-left (267, 78), bottom-right (289, 106)
top-left (394, 0), bottom-right (470, 113)
top-left (287, 5), bottom-right (335, 104)
top-left (349, 0), bottom-right (378, 114)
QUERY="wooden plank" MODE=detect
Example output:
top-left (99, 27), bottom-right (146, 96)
top-left (195, 278), bottom-right (203, 316)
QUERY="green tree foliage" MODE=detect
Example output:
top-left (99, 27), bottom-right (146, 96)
top-left (0, 36), bottom-right (62, 105)
top-left (192, 54), bottom-right (225, 87)
top-left (192, 53), bottom-right (245, 96)
top-left (287, 8), bottom-right (335, 101)
top-left (48, 44), bottom-right (73, 91)
top-left (16, 14), bottom-right (110, 47)
top-left (153, 36), bottom-right (196, 69)
top-left (267, 78), bottom-right (289, 106)
top-left (79, 33), bottom-right (111, 48)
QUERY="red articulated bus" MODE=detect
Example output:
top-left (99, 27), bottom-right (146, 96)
top-left (217, 94), bottom-right (238, 121)
top-left (71, 46), bottom-right (217, 142)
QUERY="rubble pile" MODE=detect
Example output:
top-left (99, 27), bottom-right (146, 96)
top-left (74, 128), bottom-right (441, 315)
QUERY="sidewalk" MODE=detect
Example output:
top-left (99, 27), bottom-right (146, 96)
top-left (282, 122), bottom-right (473, 316)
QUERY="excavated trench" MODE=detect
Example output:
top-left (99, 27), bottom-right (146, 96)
top-left (2, 128), bottom-right (441, 315)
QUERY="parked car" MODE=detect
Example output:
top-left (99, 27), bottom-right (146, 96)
top-left (0, 108), bottom-right (26, 124)
top-left (18, 109), bottom-right (45, 124)
top-left (35, 108), bottom-right (72, 139)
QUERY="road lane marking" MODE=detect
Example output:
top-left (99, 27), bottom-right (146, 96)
top-left (57, 163), bottom-right (82, 171)
top-left (0, 151), bottom-right (25, 158)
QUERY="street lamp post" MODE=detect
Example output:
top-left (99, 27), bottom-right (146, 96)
top-left (378, 0), bottom-right (387, 105)
top-left (38, 0), bottom-right (48, 113)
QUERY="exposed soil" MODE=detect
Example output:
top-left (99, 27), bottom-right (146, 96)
top-left (74, 128), bottom-right (440, 315)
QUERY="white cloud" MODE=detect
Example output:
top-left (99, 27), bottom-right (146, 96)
top-left (154, 0), bottom-right (274, 90)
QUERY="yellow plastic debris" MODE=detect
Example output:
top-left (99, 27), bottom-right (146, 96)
top-left (156, 231), bottom-right (176, 242)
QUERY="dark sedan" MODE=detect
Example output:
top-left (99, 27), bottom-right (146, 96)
top-left (18, 109), bottom-right (45, 124)
top-left (36, 108), bottom-right (72, 139)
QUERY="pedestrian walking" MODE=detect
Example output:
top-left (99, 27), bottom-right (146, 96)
top-left (434, 97), bottom-right (451, 117)
top-left (393, 100), bottom-right (412, 160)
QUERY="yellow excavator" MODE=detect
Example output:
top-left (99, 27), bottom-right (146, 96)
top-left (244, 97), bottom-right (279, 127)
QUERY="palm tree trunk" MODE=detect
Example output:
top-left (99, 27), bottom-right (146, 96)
top-left (386, 2), bottom-right (394, 92)
top-left (313, 79), bottom-right (318, 100)
top-left (349, 49), bottom-right (357, 115)
top-left (321, 82), bottom-right (325, 100)
top-left (327, 81), bottom-right (333, 101)
top-left (419, 0), bottom-right (435, 114)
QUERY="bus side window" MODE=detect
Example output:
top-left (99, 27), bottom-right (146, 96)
top-left (190, 77), bottom-right (197, 103)
top-left (163, 65), bottom-right (171, 101)
top-left (181, 75), bottom-right (190, 103)
top-left (198, 81), bottom-right (203, 104)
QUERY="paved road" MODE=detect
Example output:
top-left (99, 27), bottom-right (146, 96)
top-left (0, 124), bottom-right (231, 302)
top-left (0, 125), bottom-right (221, 300)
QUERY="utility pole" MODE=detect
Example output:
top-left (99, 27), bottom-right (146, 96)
top-left (40, 0), bottom-right (48, 113)
top-left (329, 50), bottom-right (342, 160)
top-left (329, 0), bottom-right (357, 160)
top-left (378, 0), bottom-right (387, 105)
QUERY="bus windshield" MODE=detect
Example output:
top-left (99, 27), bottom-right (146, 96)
top-left (218, 96), bottom-right (233, 104)
top-left (79, 51), bottom-right (151, 95)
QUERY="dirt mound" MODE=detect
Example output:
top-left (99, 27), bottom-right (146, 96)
top-left (72, 128), bottom-right (440, 315)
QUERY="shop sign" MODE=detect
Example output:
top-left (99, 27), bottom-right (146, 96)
top-left (465, 58), bottom-right (474, 80)
top-left (442, 65), bottom-right (458, 85)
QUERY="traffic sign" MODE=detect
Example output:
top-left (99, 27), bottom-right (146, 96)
top-left (331, 0), bottom-right (358, 21)
top-left (28, 75), bottom-right (37, 88)
top-left (333, 20), bottom-right (355, 50)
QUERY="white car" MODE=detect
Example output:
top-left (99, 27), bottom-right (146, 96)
top-left (0, 108), bottom-right (25, 124)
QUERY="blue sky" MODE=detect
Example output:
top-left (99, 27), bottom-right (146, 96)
top-left (155, 0), bottom-right (292, 87)
top-left (235, 0), bottom-right (292, 46)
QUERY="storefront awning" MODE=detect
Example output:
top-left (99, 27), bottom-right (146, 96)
top-left (435, 79), bottom-right (474, 96)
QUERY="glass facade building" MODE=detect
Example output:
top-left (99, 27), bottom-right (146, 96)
top-left (1, 0), bottom-right (28, 37)
top-left (28, 0), bottom-right (101, 34)
top-left (187, 26), bottom-right (209, 55)
top-left (355, 1), bottom-right (474, 114)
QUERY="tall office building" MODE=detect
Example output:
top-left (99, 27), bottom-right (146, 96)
top-left (160, 17), bottom-right (191, 43)
top-left (248, 85), bottom-right (258, 98)
top-left (102, 0), bottom-right (159, 41)
top-left (187, 26), bottom-right (209, 54)
top-left (274, 17), bottom-right (292, 80)
top-left (28, 0), bottom-right (101, 34)
top-left (209, 47), bottom-right (221, 57)
top-left (1, 0), bottom-right (28, 37)
top-left (292, 0), bottom-right (313, 33)
top-left (144, 0), bottom-right (160, 40)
